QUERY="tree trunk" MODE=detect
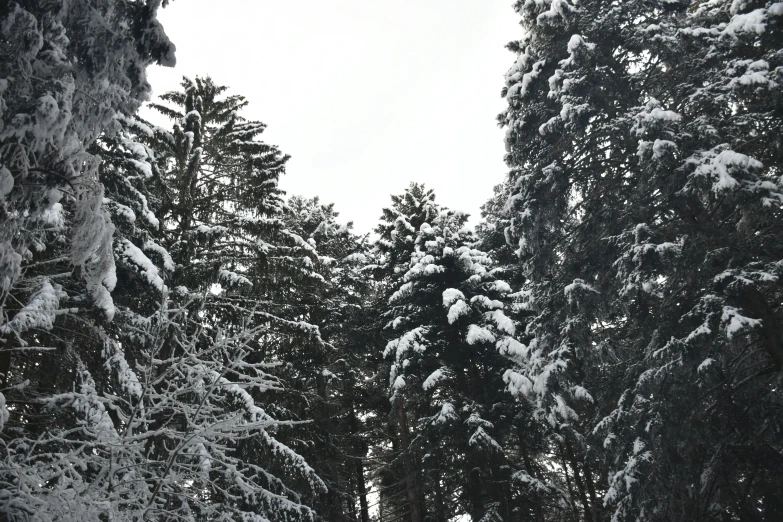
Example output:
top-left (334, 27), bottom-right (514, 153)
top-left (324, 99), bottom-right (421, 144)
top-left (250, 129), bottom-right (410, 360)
top-left (565, 440), bottom-right (593, 522)
top-left (396, 398), bottom-right (424, 522)
top-left (558, 443), bottom-right (582, 521)
top-left (346, 470), bottom-right (357, 521)
top-left (355, 456), bottom-right (370, 522)
top-left (0, 344), bottom-right (9, 388)
top-left (582, 460), bottom-right (601, 522)
top-left (434, 472), bottom-right (447, 522)
top-left (347, 395), bottom-right (370, 522)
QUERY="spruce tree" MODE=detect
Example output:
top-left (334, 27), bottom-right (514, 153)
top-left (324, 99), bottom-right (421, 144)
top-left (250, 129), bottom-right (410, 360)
top-left (500, 1), bottom-right (783, 520)
top-left (0, 1), bottom-right (176, 518)
top-left (367, 184), bottom-right (528, 521)
top-left (369, 183), bottom-right (441, 522)
top-left (0, 0), bottom-right (174, 400)
top-left (133, 77), bottom-right (330, 519)
top-left (0, 70), bottom-right (330, 520)
top-left (283, 195), bottom-right (376, 521)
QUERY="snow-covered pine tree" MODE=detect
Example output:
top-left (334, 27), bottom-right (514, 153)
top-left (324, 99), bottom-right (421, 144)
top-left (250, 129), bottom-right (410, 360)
top-left (0, 293), bottom-right (326, 521)
top-left (476, 177), bottom-right (568, 521)
top-left (1, 72), bottom-right (331, 519)
top-left (595, 3), bottom-right (783, 520)
top-left (0, 0), bottom-right (177, 517)
top-left (131, 77), bottom-right (328, 366)
top-left (367, 183), bottom-right (441, 522)
top-left (500, 0), bottom-right (783, 520)
top-left (371, 184), bottom-right (521, 521)
top-left (0, 0), bottom-right (174, 424)
top-left (126, 77), bottom-right (331, 517)
top-left (282, 195), bottom-right (376, 521)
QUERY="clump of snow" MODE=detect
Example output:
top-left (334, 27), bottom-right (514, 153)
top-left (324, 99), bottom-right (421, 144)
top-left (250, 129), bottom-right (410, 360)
top-left (0, 166), bottom-right (13, 199)
top-left (486, 310), bottom-right (515, 335)
top-left (0, 392), bottom-right (9, 433)
top-left (491, 280), bottom-right (512, 294)
top-left (506, 59), bottom-right (546, 101)
top-left (468, 426), bottom-right (503, 452)
top-left (442, 288), bottom-right (465, 307)
top-left (390, 282), bottom-right (414, 303)
top-left (572, 385), bottom-right (593, 402)
top-left (143, 239), bottom-right (175, 271)
top-left (563, 279), bottom-right (598, 302)
top-left (466, 324), bottom-right (496, 345)
top-left (0, 279), bottom-right (62, 335)
top-left (698, 358), bottom-right (715, 373)
top-left (652, 139), bottom-right (677, 159)
top-left (471, 294), bottom-right (504, 310)
top-left (728, 59), bottom-right (776, 89)
top-left (723, 9), bottom-right (767, 37)
top-left (103, 341), bottom-right (143, 399)
top-left (423, 369), bottom-right (446, 390)
top-left (404, 251), bottom-right (446, 280)
top-left (128, 158), bottom-right (152, 178)
top-left (536, 0), bottom-right (578, 24)
top-left (384, 327), bottom-right (428, 361)
top-left (685, 323), bottom-right (712, 343)
top-left (687, 146), bottom-right (763, 193)
top-left (721, 306), bottom-right (761, 338)
top-left (561, 34), bottom-right (595, 67)
top-left (343, 252), bottom-right (367, 263)
top-left (553, 394), bottom-right (579, 422)
top-left (567, 34), bottom-right (594, 53)
top-left (117, 239), bottom-right (166, 291)
top-left (497, 337), bottom-right (527, 358)
top-left (632, 98), bottom-right (681, 136)
top-left (391, 316), bottom-right (406, 329)
top-left (433, 402), bottom-right (458, 425)
top-left (70, 186), bottom-right (118, 314)
top-left (448, 300), bottom-right (470, 324)
top-left (219, 268), bottom-right (252, 287)
top-left (503, 369), bottom-right (533, 396)
top-left (466, 412), bottom-right (494, 429)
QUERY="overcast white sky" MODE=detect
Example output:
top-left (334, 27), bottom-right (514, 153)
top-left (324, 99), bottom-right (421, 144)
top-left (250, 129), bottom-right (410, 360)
top-left (145, 0), bottom-right (520, 234)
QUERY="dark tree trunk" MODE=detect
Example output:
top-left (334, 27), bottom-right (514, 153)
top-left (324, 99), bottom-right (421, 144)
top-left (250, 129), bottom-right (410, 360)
top-left (355, 456), bottom-right (370, 522)
top-left (565, 440), bottom-right (593, 522)
top-left (396, 398), bottom-right (424, 522)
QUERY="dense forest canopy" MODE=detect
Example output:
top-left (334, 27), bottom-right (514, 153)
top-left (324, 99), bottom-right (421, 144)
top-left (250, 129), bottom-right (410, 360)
top-left (1, 1), bottom-right (782, 521)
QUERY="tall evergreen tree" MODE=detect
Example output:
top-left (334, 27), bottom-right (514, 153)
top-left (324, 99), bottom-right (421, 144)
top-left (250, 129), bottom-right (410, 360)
top-left (499, 1), bottom-right (783, 520)
top-left (132, 76), bottom-right (331, 519)
top-left (367, 184), bottom-right (532, 522)
top-left (368, 183), bottom-right (441, 522)
top-left (283, 195), bottom-right (376, 521)
top-left (1, 69), bottom-right (330, 520)
top-left (0, 0), bottom-right (174, 402)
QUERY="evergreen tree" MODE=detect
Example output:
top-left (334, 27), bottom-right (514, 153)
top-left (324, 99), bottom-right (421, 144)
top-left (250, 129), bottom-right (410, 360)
top-left (1, 69), bottom-right (330, 520)
top-left (500, 1), bottom-right (783, 520)
top-left (368, 183), bottom-right (441, 522)
top-left (0, 1), bottom-right (176, 518)
top-left (133, 77), bottom-right (331, 519)
top-left (367, 184), bottom-right (529, 521)
top-left (0, 0), bottom-right (174, 403)
top-left (283, 195), bottom-right (376, 521)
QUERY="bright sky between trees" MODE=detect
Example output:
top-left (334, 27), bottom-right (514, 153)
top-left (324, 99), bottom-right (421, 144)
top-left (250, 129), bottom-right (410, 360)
top-left (145, 0), bottom-right (520, 233)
